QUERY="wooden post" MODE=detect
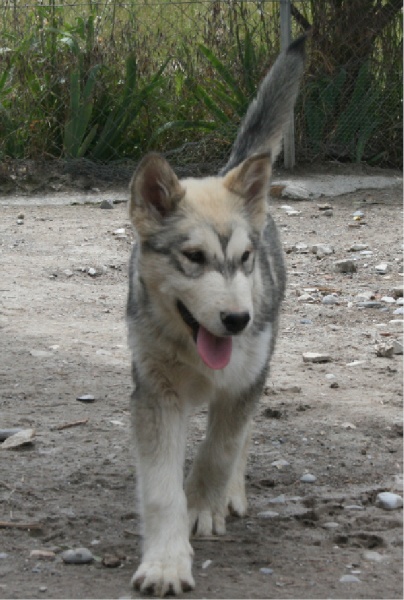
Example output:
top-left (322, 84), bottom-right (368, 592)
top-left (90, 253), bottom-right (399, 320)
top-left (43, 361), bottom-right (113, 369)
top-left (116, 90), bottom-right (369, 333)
top-left (280, 0), bottom-right (295, 169)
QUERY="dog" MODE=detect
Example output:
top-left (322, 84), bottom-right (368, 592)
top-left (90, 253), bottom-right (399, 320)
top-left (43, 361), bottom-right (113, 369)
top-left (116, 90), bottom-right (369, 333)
top-left (126, 34), bottom-right (306, 596)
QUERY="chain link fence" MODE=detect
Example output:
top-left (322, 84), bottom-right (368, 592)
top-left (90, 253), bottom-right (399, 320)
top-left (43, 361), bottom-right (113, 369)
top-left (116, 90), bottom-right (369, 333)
top-left (0, 0), bottom-right (402, 188)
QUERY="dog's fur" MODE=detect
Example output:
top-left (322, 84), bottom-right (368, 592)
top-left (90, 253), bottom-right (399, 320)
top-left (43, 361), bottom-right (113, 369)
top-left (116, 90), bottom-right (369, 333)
top-left (127, 35), bottom-right (306, 596)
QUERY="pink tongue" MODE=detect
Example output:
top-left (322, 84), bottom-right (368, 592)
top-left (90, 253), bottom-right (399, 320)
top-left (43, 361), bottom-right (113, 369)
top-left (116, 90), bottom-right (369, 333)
top-left (196, 326), bottom-right (232, 370)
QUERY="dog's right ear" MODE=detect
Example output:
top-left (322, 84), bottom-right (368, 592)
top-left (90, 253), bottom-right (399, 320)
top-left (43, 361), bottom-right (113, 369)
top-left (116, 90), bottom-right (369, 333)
top-left (129, 153), bottom-right (185, 229)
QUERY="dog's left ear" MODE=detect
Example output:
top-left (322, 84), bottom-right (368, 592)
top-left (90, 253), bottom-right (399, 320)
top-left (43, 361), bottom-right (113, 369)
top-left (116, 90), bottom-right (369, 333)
top-left (223, 153), bottom-right (271, 227)
top-left (129, 153), bottom-right (185, 228)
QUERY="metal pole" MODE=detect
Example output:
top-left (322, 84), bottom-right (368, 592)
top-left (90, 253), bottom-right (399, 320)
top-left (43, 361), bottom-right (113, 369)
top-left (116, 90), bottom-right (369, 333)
top-left (280, 0), bottom-right (295, 169)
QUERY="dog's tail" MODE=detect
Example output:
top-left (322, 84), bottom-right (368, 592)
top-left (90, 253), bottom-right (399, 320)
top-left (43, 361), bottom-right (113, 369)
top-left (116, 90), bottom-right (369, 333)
top-left (219, 33), bottom-right (307, 175)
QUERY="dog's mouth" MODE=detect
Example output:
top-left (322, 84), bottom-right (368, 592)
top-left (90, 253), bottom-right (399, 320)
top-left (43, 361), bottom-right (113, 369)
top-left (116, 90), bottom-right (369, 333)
top-left (177, 300), bottom-right (232, 370)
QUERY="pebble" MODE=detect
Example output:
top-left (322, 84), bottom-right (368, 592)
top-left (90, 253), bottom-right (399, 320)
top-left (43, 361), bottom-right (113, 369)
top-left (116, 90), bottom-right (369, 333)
top-left (363, 550), bottom-right (385, 562)
top-left (268, 494), bottom-right (287, 505)
top-left (271, 459), bottom-right (290, 469)
top-left (88, 267), bottom-right (97, 277)
top-left (17, 212), bottom-right (24, 219)
top-left (311, 243), bottom-right (334, 257)
top-left (323, 209), bottom-right (333, 217)
top-left (302, 352), bottom-right (332, 363)
top-left (346, 360), bottom-right (365, 367)
top-left (39, 587), bottom-right (48, 593)
top-left (0, 428), bottom-right (24, 441)
top-left (300, 473), bottom-right (317, 483)
top-left (201, 559), bottom-right (212, 570)
top-left (392, 339), bottom-right (403, 354)
top-left (258, 510), bottom-right (279, 519)
top-left (375, 492), bottom-right (403, 510)
top-left (63, 269), bottom-right (74, 277)
top-left (392, 285), bottom-right (403, 298)
top-left (300, 318), bottom-right (313, 324)
top-left (381, 296), bottom-right (396, 303)
top-left (393, 307), bottom-right (404, 315)
top-left (352, 210), bottom-right (365, 218)
top-left (349, 243), bottom-right (368, 252)
top-left (322, 294), bottom-right (339, 305)
top-left (339, 574), bottom-right (361, 583)
top-left (1, 428), bottom-right (35, 449)
top-left (292, 242), bottom-right (309, 253)
top-left (375, 263), bottom-right (389, 274)
top-left (29, 549), bottom-right (56, 561)
top-left (259, 568), bottom-right (274, 575)
top-left (76, 394), bottom-right (96, 403)
top-left (357, 301), bottom-right (382, 309)
top-left (298, 293), bottom-right (316, 303)
top-left (344, 505), bottom-right (364, 511)
top-left (375, 342), bottom-right (395, 358)
top-left (0, 553), bottom-right (8, 559)
top-left (62, 547), bottom-right (94, 564)
top-left (17, 218), bottom-right (24, 225)
top-left (322, 522), bottom-right (339, 529)
top-left (334, 259), bottom-right (357, 273)
top-left (341, 422), bottom-right (356, 430)
top-left (102, 555), bottom-right (122, 568)
top-left (99, 199), bottom-right (114, 209)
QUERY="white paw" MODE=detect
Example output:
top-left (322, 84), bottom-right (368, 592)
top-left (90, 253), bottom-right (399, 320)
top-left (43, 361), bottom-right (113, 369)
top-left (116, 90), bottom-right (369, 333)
top-left (131, 554), bottom-right (195, 596)
top-left (188, 505), bottom-right (227, 537)
top-left (226, 483), bottom-right (248, 517)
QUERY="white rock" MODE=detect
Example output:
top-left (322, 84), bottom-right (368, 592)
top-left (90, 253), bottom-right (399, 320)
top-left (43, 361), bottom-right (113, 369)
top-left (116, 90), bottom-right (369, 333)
top-left (346, 360), bottom-right (366, 367)
top-left (392, 339), bottom-right (403, 355)
top-left (258, 510), bottom-right (279, 519)
top-left (303, 352), bottom-right (332, 363)
top-left (339, 574), bottom-right (361, 583)
top-left (375, 263), bottom-right (390, 274)
top-left (88, 267), bottom-right (97, 276)
top-left (363, 551), bottom-right (385, 562)
top-left (322, 294), bottom-right (339, 305)
top-left (393, 307), bottom-right (404, 315)
top-left (376, 492), bottom-right (403, 510)
top-left (271, 459), bottom-right (290, 469)
top-left (300, 473), bottom-right (317, 483)
top-left (381, 296), bottom-right (396, 303)
top-left (322, 521), bottom-right (339, 529)
top-left (349, 243), bottom-right (368, 252)
top-left (201, 559), bottom-right (212, 569)
top-left (268, 494), bottom-right (287, 505)
top-left (341, 422), bottom-right (357, 430)
top-left (2, 428), bottom-right (36, 449)
top-left (259, 567), bottom-right (274, 575)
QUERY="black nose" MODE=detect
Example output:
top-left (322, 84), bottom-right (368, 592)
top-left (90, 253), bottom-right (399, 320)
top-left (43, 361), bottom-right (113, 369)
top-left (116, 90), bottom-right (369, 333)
top-left (220, 311), bottom-right (250, 334)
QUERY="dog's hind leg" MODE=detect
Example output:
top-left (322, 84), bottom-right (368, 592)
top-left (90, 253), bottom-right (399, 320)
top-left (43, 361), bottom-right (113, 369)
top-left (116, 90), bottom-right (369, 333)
top-left (131, 388), bottom-right (195, 596)
top-left (186, 392), bottom-right (258, 537)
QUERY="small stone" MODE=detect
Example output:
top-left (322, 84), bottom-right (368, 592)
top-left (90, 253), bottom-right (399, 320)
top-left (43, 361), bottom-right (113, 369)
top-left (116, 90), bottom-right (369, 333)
top-left (352, 210), bottom-right (365, 218)
top-left (300, 473), bottom-right (317, 483)
top-left (268, 494), bottom-right (287, 505)
top-left (292, 242), bottom-right (309, 253)
top-left (17, 218), bottom-right (24, 225)
top-left (381, 296), bottom-right (396, 304)
top-left (271, 459), bottom-right (290, 469)
top-left (349, 243), bottom-right (368, 252)
top-left (346, 360), bottom-right (365, 367)
top-left (393, 307), bottom-right (404, 315)
top-left (62, 547), bottom-right (94, 564)
top-left (102, 555), bottom-right (122, 568)
top-left (88, 267), bottom-right (97, 277)
top-left (375, 263), bottom-right (390, 274)
top-left (376, 492), bottom-right (403, 510)
top-left (39, 587), bottom-right (48, 593)
top-left (317, 204), bottom-right (332, 211)
top-left (0, 553), bottom-right (9, 559)
top-left (311, 243), bottom-right (334, 257)
top-left (99, 199), bottom-right (114, 209)
top-left (375, 342), bottom-right (395, 358)
top-left (341, 422), bottom-right (357, 430)
top-left (392, 339), bottom-right (403, 355)
top-left (300, 318), bottom-right (312, 324)
top-left (17, 212), bottom-right (24, 219)
top-left (259, 568), bottom-right (274, 575)
top-left (330, 381), bottom-right (339, 388)
top-left (363, 551), bottom-right (385, 562)
top-left (392, 285), bottom-right (403, 298)
top-left (325, 373), bottom-right (336, 380)
top-left (30, 349), bottom-right (54, 358)
top-left (303, 352), bottom-right (331, 363)
top-left (344, 505), bottom-right (364, 511)
top-left (63, 269), bottom-right (74, 277)
top-left (30, 550), bottom-right (56, 561)
top-left (323, 209), bottom-right (333, 217)
top-left (322, 522), bottom-right (339, 529)
top-left (298, 293), bottom-right (316, 303)
top-left (201, 559), bottom-right (212, 569)
top-left (76, 394), bottom-right (96, 403)
top-left (1, 428), bottom-right (35, 449)
top-left (334, 259), bottom-right (357, 273)
top-left (360, 250), bottom-right (373, 256)
top-left (322, 294), bottom-right (339, 305)
top-left (339, 574), bottom-right (361, 583)
top-left (258, 510), bottom-right (279, 519)
top-left (357, 301), bottom-right (382, 309)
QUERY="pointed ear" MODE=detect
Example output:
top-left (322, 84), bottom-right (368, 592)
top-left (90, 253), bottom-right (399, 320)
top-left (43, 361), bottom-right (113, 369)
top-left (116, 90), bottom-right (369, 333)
top-left (129, 153), bottom-right (185, 227)
top-left (223, 153), bottom-right (272, 227)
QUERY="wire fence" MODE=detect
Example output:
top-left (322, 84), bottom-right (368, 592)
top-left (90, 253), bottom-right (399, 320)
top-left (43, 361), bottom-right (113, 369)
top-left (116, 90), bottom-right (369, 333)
top-left (0, 0), bottom-right (402, 184)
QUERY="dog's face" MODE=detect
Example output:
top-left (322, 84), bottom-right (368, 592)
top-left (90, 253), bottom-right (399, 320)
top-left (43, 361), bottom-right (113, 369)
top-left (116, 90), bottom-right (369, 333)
top-left (129, 153), bottom-right (272, 370)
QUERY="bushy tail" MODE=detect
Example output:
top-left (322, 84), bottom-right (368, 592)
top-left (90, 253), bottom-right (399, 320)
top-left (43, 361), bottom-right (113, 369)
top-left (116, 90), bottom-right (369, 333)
top-left (219, 34), bottom-right (307, 175)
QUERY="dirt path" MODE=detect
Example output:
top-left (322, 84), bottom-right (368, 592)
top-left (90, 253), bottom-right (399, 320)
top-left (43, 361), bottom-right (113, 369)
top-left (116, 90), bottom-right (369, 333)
top-left (0, 179), bottom-right (402, 599)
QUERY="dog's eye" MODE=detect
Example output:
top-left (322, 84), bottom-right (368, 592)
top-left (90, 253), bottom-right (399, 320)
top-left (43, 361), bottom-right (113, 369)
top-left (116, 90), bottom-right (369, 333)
top-left (182, 250), bottom-right (206, 265)
top-left (241, 250), bottom-right (251, 263)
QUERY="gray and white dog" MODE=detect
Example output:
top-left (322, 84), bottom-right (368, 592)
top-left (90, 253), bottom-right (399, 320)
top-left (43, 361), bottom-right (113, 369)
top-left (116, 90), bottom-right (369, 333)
top-left (126, 35), bottom-right (306, 596)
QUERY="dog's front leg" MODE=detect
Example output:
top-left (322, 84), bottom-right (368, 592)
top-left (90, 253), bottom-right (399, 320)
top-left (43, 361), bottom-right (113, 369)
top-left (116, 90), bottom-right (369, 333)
top-left (131, 389), bottom-right (194, 596)
top-left (186, 395), bottom-right (255, 537)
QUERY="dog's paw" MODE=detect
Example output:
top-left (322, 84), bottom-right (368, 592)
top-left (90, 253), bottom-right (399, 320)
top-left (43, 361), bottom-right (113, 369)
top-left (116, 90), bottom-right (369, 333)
top-left (188, 506), bottom-right (227, 537)
top-left (131, 555), bottom-right (195, 597)
top-left (226, 480), bottom-right (248, 517)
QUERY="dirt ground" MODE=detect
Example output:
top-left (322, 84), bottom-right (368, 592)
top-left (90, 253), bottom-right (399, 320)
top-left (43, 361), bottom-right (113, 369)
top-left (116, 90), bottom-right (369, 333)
top-left (0, 169), bottom-right (403, 600)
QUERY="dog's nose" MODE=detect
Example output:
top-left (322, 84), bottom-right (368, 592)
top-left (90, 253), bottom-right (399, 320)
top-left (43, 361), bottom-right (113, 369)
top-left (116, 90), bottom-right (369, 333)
top-left (220, 311), bottom-right (250, 334)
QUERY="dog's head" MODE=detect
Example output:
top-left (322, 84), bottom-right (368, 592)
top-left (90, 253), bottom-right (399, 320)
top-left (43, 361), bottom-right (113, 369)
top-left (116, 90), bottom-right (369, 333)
top-left (129, 152), bottom-right (272, 370)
